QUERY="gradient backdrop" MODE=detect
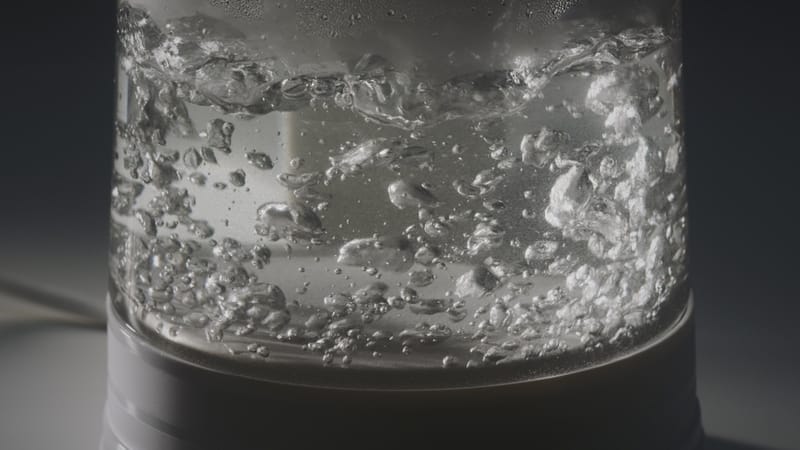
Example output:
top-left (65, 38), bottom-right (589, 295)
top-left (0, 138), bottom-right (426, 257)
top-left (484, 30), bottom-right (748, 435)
top-left (0, 1), bottom-right (797, 449)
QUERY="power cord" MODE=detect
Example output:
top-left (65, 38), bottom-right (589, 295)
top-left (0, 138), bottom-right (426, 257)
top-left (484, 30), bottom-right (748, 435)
top-left (0, 276), bottom-right (106, 331)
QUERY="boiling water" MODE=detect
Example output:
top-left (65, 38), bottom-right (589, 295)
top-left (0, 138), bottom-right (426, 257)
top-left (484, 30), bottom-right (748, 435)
top-left (109, 2), bottom-right (687, 375)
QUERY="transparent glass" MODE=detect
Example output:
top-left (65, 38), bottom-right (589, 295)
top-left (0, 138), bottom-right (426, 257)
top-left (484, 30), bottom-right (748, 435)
top-left (110, 0), bottom-right (686, 384)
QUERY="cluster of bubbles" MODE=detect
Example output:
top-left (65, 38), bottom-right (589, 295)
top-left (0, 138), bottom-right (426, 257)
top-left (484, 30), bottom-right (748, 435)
top-left (109, 3), bottom-right (687, 370)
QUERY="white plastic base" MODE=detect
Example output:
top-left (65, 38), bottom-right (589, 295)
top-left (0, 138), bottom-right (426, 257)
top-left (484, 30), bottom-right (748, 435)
top-left (102, 299), bottom-right (702, 450)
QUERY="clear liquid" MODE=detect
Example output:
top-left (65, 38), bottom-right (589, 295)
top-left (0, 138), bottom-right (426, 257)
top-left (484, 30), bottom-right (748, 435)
top-left (110, 2), bottom-right (687, 375)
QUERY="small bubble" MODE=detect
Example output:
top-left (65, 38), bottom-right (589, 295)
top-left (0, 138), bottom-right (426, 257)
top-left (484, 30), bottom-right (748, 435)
top-left (387, 296), bottom-right (406, 309)
top-left (337, 236), bottom-right (414, 272)
top-left (400, 287), bottom-right (418, 303)
top-left (387, 180), bottom-right (439, 210)
top-left (414, 246), bottom-right (439, 266)
top-left (183, 148), bottom-right (203, 168)
top-left (246, 152), bottom-right (274, 170)
top-left (189, 173), bottom-right (206, 186)
top-left (409, 269), bottom-right (435, 287)
top-left (290, 157), bottom-right (305, 169)
top-left (206, 119), bottom-right (234, 151)
top-left (525, 240), bottom-right (560, 262)
top-left (229, 169), bottom-right (246, 187)
top-left (483, 200), bottom-right (506, 211)
top-left (135, 210), bottom-right (157, 236)
top-left (489, 144), bottom-right (509, 160)
top-left (520, 127), bottom-right (569, 168)
top-left (442, 355), bottom-right (459, 368)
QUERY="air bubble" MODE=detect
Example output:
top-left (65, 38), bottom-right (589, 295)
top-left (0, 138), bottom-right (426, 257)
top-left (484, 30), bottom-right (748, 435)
top-left (246, 152), bottom-right (274, 170)
top-left (229, 169), bottom-right (246, 187)
top-left (387, 180), bottom-right (440, 210)
top-left (408, 269), bottom-right (434, 287)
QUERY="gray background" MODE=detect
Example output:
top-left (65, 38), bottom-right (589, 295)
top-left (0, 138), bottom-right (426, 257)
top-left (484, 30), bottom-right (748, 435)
top-left (0, 1), bottom-right (798, 449)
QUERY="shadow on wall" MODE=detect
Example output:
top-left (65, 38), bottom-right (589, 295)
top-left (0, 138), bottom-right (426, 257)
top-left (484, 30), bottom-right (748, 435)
top-left (705, 437), bottom-right (776, 450)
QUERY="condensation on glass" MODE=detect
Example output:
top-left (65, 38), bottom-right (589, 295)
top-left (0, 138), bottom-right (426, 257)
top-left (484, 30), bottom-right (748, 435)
top-left (109, 0), bottom-right (687, 384)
